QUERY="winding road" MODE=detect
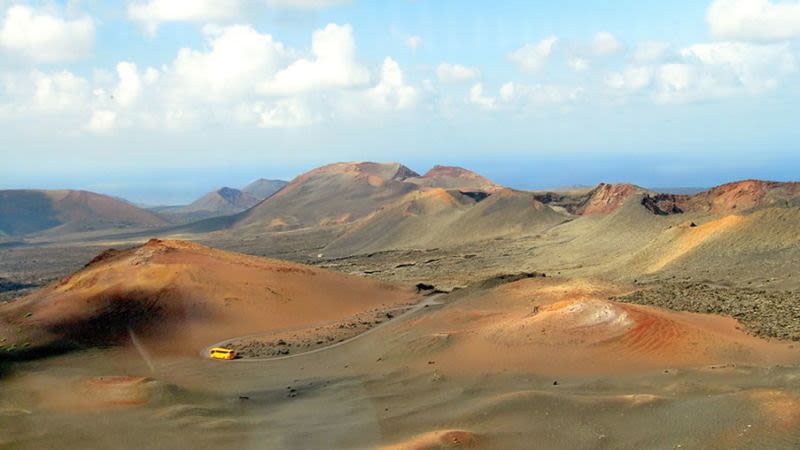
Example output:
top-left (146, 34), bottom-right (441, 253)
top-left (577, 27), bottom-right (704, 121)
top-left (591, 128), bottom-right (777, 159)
top-left (203, 293), bottom-right (445, 363)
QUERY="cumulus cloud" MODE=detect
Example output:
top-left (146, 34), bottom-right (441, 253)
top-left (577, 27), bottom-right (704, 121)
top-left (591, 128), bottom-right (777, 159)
top-left (653, 63), bottom-right (696, 103)
top-left (646, 41), bottom-right (796, 103)
top-left (253, 98), bottom-right (316, 128)
top-left (365, 57), bottom-right (419, 110)
top-left (0, 20), bottom-right (429, 133)
top-left (0, 69), bottom-right (93, 130)
top-left (0, 5), bottom-right (94, 63)
top-left (500, 81), bottom-right (583, 105)
top-left (508, 36), bottom-right (558, 74)
top-left (128, 0), bottom-right (350, 34)
top-left (265, 0), bottom-right (349, 8)
top-left (605, 66), bottom-right (653, 92)
top-left (114, 62), bottom-right (144, 108)
top-left (680, 41), bottom-right (795, 89)
top-left (499, 82), bottom-right (515, 102)
top-left (468, 83), bottom-right (497, 110)
top-left (170, 25), bottom-right (286, 102)
top-left (261, 24), bottom-right (369, 96)
top-left (603, 37), bottom-right (796, 104)
top-left (592, 31), bottom-right (623, 55)
top-left (436, 63), bottom-right (480, 83)
top-left (633, 41), bottom-right (670, 63)
top-left (128, 0), bottom-right (245, 35)
top-left (33, 71), bottom-right (90, 113)
top-left (708, 0), bottom-right (800, 41)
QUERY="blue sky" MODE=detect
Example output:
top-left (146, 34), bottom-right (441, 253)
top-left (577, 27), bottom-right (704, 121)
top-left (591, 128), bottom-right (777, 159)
top-left (1, 0), bottom-right (799, 204)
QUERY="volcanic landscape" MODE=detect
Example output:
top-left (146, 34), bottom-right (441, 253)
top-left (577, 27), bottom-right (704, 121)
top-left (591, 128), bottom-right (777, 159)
top-left (2, 162), bottom-right (800, 448)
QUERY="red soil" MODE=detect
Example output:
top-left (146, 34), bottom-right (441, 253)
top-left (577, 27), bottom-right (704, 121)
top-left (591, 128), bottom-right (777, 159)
top-left (577, 183), bottom-right (641, 215)
top-left (0, 239), bottom-right (417, 357)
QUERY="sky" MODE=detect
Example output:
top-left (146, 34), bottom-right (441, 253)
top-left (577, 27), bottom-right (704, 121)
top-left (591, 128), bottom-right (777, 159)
top-left (1, 0), bottom-right (799, 204)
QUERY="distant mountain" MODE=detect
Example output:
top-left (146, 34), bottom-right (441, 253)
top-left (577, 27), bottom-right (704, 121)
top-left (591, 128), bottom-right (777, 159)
top-left (648, 187), bottom-right (709, 195)
top-left (242, 178), bottom-right (288, 200)
top-left (184, 187), bottom-right (261, 214)
top-left (233, 162), bottom-right (421, 232)
top-left (531, 180), bottom-right (800, 218)
top-left (0, 189), bottom-right (167, 236)
top-left (406, 165), bottom-right (501, 191)
top-left (684, 180), bottom-right (800, 213)
top-left (641, 180), bottom-right (800, 216)
top-left (574, 183), bottom-right (644, 215)
top-left (153, 187), bottom-right (261, 224)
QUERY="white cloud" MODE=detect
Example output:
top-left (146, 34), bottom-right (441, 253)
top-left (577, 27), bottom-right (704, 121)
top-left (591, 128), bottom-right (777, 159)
top-left (128, 0), bottom-right (349, 34)
top-left (633, 41), bottom-right (670, 63)
top-left (265, 0), bottom-right (349, 8)
top-left (86, 109), bottom-right (118, 133)
top-left (114, 62), bottom-right (144, 108)
top-left (605, 66), bottom-right (653, 91)
top-left (29, 70), bottom-right (89, 113)
top-left (606, 39), bottom-right (796, 103)
top-left (499, 82), bottom-right (515, 102)
top-left (468, 83), bottom-right (497, 110)
top-left (681, 41), bottom-right (795, 72)
top-left (406, 35), bottom-right (422, 50)
top-left (500, 81), bottom-right (583, 105)
top-left (170, 25), bottom-right (286, 102)
top-left (254, 98), bottom-right (315, 128)
top-left (436, 63), bottom-right (480, 83)
top-left (567, 57), bottom-right (589, 72)
top-left (681, 41), bottom-right (795, 91)
top-left (261, 24), bottom-right (369, 96)
top-left (592, 31), bottom-right (623, 55)
top-left (0, 5), bottom-right (93, 63)
top-left (128, 0), bottom-right (244, 35)
top-left (654, 63), bottom-right (695, 103)
top-left (508, 36), bottom-right (558, 74)
top-left (659, 64), bottom-right (692, 90)
top-left (592, 31), bottom-right (623, 56)
top-left (0, 21), bottom-right (426, 133)
top-left (708, 0), bottom-right (800, 41)
top-left (366, 57), bottom-right (419, 110)
top-left (144, 67), bottom-right (160, 85)
top-left (0, 69), bottom-right (89, 118)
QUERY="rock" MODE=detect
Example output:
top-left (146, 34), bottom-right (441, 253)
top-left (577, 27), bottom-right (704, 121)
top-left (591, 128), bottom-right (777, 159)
top-left (416, 283), bottom-right (435, 292)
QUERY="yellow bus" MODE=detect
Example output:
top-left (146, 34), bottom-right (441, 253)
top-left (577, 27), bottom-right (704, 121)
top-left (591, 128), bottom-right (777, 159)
top-left (209, 347), bottom-right (237, 360)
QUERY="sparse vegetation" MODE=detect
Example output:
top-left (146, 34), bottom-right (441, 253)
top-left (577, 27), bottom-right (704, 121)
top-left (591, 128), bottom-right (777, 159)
top-left (614, 282), bottom-right (800, 341)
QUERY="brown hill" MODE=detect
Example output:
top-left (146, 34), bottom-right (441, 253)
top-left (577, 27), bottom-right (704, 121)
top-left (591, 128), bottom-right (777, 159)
top-left (407, 165), bottom-right (501, 191)
top-left (233, 162), bottom-right (420, 232)
top-left (629, 207), bottom-right (800, 283)
top-left (574, 183), bottom-right (643, 215)
top-left (322, 188), bottom-right (477, 256)
top-left (0, 189), bottom-right (167, 236)
top-left (241, 178), bottom-right (288, 200)
top-left (153, 187), bottom-right (261, 223)
top-left (0, 239), bottom-right (416, 356)
top-left (179, 187), bottom-right (260, 213)
top-left (381, 277), bottom-right (797, 376)
top-left (519, 185), bottom-right (800, 288)
top-left (542, 179), bottom-right (799, 218)
top-left (686, 179), bottom-right (800, 213)
top-left (323, 188), bottom-right (567, 256)
top-left (531, 183), bottom-right (645, 216)
top-left (641, 180), bottom-right (800, 216)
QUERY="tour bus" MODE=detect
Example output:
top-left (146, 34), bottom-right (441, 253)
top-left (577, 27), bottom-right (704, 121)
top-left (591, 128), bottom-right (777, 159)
top-left (209, 347), bottom-right (237, 360)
